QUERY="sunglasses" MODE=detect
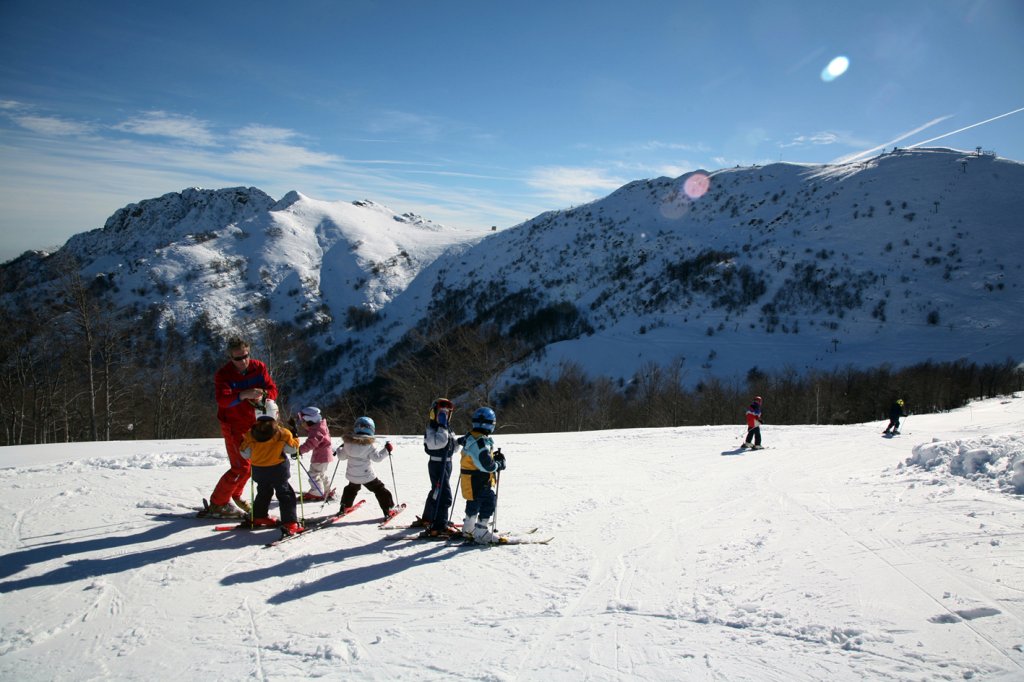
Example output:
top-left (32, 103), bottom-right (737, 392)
top-left (231, 354), bottom-right (249, 361)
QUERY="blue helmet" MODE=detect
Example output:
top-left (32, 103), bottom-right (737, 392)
top-left (471, 406), bottom-right (496, 434)
top-left (354, 416), bottom-right (376, 436)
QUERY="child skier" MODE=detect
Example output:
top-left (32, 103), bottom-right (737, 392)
top-left (742, 396), bottom-right (764, 450)
top-left (239, 399), bottom-right (304, 536)
top-left (883, 398), bottom-right (907, 435)
top-left (296, 406), bottom-right (335, 501)
top-left (335, 416), bottom-right (399, 522)
top-left (420, 398), bottom-right (459, 538)
top-left (459, 406), bottom-right (507, 544)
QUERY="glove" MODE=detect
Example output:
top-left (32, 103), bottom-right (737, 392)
top-left (457, 435), bottom-right (467, 447)
top-left (285, 444), bottom-right (299, 460)
top-left (385, 441), bottom-right (394, 453)
top-left (493, 450), bottom-right (506, 471)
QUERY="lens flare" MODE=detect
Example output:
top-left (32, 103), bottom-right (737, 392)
top-left (683, 172), bottom-right (710, 199)
top-left (821, 55), bottom-right (850, 82)
top-left (660, 173), bottom-right (710, 219)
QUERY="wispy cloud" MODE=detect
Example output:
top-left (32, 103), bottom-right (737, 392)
top-left (228, 124), bottom-right (339, 169)
top-left (365, 110), bottom-right (444, 141)
top-left (11, 114), bottom-right (94, 137)
top-left (780, 129), bottom-right (879, 151)
top-left (113, 111), bottom-right (217, 147)
top-left (526, 166), bottom-right (626, 206)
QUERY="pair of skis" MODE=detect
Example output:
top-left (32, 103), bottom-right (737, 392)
top-left (452, 528), bottom-right (553, 546)
top-left (262, 499), bottom-right (369, 548)
top-left (384, 523), bottom-right (552, 545)
top-left (266, 501), bottom-right (408, 548)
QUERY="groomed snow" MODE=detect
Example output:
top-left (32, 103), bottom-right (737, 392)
top-left (1, 396), bottom-right (1023, 680)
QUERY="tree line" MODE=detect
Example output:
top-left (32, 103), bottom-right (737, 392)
top-left (1, 267), bottom-right (1020, 444)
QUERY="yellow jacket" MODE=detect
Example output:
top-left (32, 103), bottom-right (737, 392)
top-left (240, 423), bottom-right (299, 467)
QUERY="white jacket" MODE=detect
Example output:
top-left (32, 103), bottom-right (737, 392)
top-left (336, 434), bottom-right (389, 484)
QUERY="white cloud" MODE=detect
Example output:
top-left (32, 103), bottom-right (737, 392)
top-left (114, 111), bottom-right (217, 147)
top-left (782, 132), bottom-right (840, 147)
top-left (228, 124), bottom-right (339, 170)
top-left (527, 166), bottom-right (626, 206)
top-left (11, 115), bottom-right (94, 137)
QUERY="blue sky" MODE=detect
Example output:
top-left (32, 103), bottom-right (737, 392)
top-left (1, 0), bottom-right (1022, 262)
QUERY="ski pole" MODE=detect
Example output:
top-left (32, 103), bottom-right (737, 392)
top-left (295, 453), bottom-right (305, 523)
top-left (295, 457), bottom-right (325, 497)
top-left (493, 468), bottom-right (501, 533)
top-left (321, 446), bottom-right (343, 511)
top-left (249, 478), bottom-right (255, 526)
top-left (387, 448), bottom-right (398, 502)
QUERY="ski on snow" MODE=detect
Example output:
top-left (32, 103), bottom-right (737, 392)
top-left (456, 531), bottom-right (553, 546)
top-left (404, 527), bottom-right (551, 545)
top-left (378, 503), bottom-right (408, 529)
top-left (263, 499), bottom-right (366, 548)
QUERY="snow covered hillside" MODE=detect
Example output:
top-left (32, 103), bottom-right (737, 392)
top-left (1, 147), bottom-right (1021, 407)
top-left (1, 395), bottom-right (1022, 680)
top-left (0, 187), bottom-right (483, 342)
top-left (336, 147), bottom-right (1024, 393)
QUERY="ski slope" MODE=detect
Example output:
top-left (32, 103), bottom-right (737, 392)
top-left (1, 396), bottom-right (1022, 681)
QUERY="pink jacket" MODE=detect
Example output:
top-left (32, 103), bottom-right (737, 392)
top-left (299, 419), bottom-right (334, 464)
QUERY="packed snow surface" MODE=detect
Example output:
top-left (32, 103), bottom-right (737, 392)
top-left (1, 396), bottom-right (1023, 680)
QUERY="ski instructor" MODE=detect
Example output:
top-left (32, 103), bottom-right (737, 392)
top-left (207, 337), bottom-right (278, 518)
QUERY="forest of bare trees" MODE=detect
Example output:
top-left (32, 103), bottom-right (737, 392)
top-left (1, 268), bottom-right (1020, 445)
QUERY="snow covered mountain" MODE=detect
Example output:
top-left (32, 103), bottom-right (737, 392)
top-left (1, 147), bottom-right (1021, 404)
top-left (0, 186), bottom-right (483, 343)
top-left (334, 147), bottom-right (1024, 394)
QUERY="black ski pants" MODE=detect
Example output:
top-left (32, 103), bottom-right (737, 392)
top-left (421, 458), bottom-right (453, 531)
top-left (340, 478), bottom-right (394, 517)
top-left (251, 460), bottom-right (298, 524)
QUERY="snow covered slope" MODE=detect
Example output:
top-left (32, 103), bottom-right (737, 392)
top-left (1, 187), bottom-right (483, 342)
top-left (337, 147), bottom-right (1024, 392)
top-left (2, 147), bottom-right (1021, 403)
top-left (1, 395), bottom-right (1022, 680)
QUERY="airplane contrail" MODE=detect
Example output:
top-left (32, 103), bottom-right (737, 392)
top-left (908, 105), bottom-right (1024, 149)
top-left (833, 116), bottom-right (951, 164)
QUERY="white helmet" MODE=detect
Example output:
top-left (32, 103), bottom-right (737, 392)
top-left (298, 406), bottom-right (322, 423)
top-left (255, 399), bottom-right (279, 421)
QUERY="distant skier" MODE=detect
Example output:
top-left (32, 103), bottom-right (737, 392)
top-left (295, 406), bottom-right (334, 501)
top-left (883, 398), bottom-right (907, 435)
top-left (459, 406), bottom-right (506, 543)
top-left (420, 398), bottom-right (460, 538)
top-left (335, 416), bottom-right (399, 522)
top-left (239, 399), bottom-right (304, 536)
top-left (742, 396), bottom-right (764, 449)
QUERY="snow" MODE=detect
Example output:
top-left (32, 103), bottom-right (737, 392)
top-left (2, 396), bottom-right (1023, 680)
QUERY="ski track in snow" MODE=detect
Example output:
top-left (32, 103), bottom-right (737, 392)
top-left (1, 400), bottom-right (1023, 680)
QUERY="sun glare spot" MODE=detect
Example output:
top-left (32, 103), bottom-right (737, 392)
top-left (819, 55), bottom-right (851, 81)
top-left (660, 173), bottom-right (710, 219)
top-left (683, 172), bottom-right (710, 199)
top-left (821, 56), bottom-right (850, 82)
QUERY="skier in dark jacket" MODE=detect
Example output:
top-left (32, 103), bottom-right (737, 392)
top-left (419, 398), bottom-right (459, 538)
top-left (883, 398), bottom-right (906, 435)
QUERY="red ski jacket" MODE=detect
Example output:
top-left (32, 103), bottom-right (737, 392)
top-left (214, 359), bottom-right (278, 432)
